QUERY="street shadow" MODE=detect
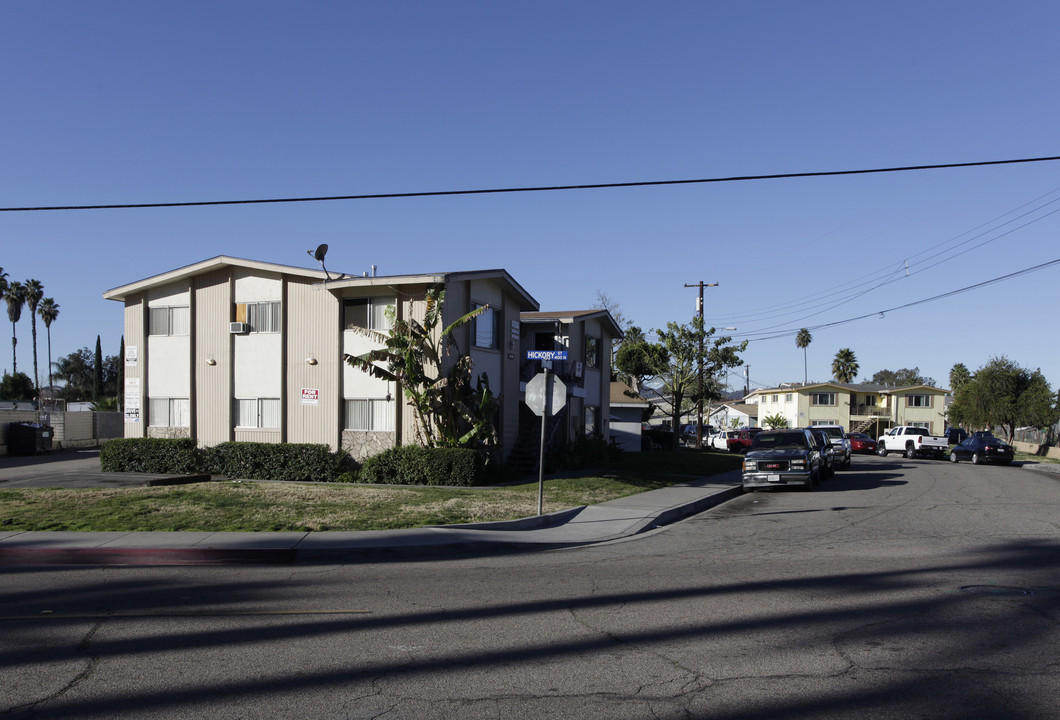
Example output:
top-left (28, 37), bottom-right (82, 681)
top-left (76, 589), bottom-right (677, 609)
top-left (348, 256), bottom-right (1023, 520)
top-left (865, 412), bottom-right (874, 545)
top-left (1, 538), bottom-right (1058, 718)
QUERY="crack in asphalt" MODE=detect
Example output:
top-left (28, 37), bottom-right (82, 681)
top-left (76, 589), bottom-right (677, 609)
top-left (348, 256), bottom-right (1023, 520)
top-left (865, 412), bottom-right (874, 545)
top-left (1, 620), bottom-right (104, 718)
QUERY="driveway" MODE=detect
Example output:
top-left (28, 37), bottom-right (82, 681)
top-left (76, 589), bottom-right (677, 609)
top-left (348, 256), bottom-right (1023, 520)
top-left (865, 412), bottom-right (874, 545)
top-left (0, 449), bottom-right (208, 488)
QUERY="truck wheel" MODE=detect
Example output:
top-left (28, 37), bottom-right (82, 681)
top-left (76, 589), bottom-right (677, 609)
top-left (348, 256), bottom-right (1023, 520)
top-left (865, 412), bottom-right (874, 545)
top-left (905, 445), bottom-right (917, 459)
top-left (877, 446), bottom-right (888, 457)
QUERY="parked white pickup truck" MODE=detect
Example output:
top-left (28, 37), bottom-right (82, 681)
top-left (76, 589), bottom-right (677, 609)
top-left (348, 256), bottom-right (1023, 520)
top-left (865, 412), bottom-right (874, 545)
top-left (876, 426), bottom-right (949, 459)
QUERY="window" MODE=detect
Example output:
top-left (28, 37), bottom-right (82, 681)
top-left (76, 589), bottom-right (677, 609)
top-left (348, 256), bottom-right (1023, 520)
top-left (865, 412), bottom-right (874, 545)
top-left (909, 421), bottom-right (930, 429)
top-left (472, 303), bottom-right (501, 350)
top-left (149, 397), bottom-right (189, 427)
top-left (585, 336), bottom-right (599, 369)
top-left (865, 395), bottom-right (877, 406)
top-left (149, 306), bottom-right (189, 336)
top-left (585, 405), bottom-right (598, 436)
top-left (771, 394), bottom-right (779, 403)
top-left (344, 399), bottom-right (394, 431)
top-left (785, 393), bottom-right (793, 402)
top-left (235, 398), bottom-right (280, 429)
top-left (907, 395), bottom-right (931, 407)
top-left (343, 297), bottom-right (395, 331)
top-left (235, 302), bottom-right (281, 333)
top-left (811, 393), bottom-right (836, 406)
top-left (811, 420), bottom-right (837, 426)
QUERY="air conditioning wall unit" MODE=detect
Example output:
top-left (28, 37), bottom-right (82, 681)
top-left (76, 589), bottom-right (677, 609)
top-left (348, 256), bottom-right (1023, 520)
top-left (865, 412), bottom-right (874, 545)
top-left (230, 322), bottom-right (249, 334)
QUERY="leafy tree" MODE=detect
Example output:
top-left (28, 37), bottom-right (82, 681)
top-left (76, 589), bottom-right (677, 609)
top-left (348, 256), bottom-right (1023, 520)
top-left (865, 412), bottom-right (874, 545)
top-left (948, 356), bottom-right (1058, 440)
top-left (37, 298), bottom-right (59, 391)
top-left (832, 348), bottom-right (859, 383)
top-left (344, 287), bottom-right (499, 456)
top-left (0, 371), bottom-right (34, 402)
top-left (52, 347), bottom-right (121, 402)
top-left (614, 325), bottom-right (665, 396)
top-left (870, 367), bottom-right (936, 388)
top-left (795, 329), bottom-right (812, 384)
top-left (948, 362), bottom-right (972, 391)
top-left (4, 280), bottom-right (26, 374)
top-left (593, 290), bottom-right (636, 381)
top-left (24, 279), bottom-right (43, 395)
top-left (616, 316), bottom-right (746, 450)
top-left (762, 412), bottom-right (789, 429)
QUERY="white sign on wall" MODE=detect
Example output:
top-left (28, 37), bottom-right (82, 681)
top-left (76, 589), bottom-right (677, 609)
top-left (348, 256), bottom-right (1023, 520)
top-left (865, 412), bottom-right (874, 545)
top-left (125, 377), bottom-right (141, 423)
top-left (125, 345), bottom-right (138, 367)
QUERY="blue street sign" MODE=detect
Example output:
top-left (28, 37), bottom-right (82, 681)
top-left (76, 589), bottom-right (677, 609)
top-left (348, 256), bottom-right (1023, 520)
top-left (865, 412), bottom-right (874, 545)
top-left (526, 350), bottom-right (568, 361)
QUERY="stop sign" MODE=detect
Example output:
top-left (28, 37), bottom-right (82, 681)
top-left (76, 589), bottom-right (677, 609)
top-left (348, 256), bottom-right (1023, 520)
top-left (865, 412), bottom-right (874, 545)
top-left (525, 372), bottom-right (566, 416)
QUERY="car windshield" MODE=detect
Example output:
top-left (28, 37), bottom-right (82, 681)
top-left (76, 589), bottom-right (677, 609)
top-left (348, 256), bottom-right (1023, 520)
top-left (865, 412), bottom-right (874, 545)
top-left (819, 427), bottom-right (844, 439)
top-left (750, 432), bottom-right (806, 451)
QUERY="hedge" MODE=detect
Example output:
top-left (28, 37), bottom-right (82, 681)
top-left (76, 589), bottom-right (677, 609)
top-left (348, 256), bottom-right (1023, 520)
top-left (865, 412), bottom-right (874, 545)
top-left (99, 438), bottom-right (354, 482)
top-left (358, 445), bottom-right (485, 486)
top-left (205, 442), bottom-right (351, 483)
top-left (100, 437), bottom-right (204, 474)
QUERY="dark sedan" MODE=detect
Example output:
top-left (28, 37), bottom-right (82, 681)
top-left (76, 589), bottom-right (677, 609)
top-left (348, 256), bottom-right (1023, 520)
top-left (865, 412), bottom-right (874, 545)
top-left (845, 432), bottom-right (877, 454)
top-left (949, 435), bottom-right (1015, 465)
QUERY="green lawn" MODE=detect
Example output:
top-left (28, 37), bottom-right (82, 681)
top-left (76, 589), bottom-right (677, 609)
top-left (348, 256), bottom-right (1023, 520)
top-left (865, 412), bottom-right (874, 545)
top-left (0, 450), bottom-right (743, 532)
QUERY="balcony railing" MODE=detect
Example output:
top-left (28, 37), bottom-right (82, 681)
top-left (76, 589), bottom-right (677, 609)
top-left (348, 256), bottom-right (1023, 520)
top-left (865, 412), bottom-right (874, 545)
top-left (851, 405), bottom-right (890, 418)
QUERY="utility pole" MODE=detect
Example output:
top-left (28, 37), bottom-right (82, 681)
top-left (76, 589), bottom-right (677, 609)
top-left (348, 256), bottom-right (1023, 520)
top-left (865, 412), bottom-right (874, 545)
top-left (684, 281), bottom-right (718, 449)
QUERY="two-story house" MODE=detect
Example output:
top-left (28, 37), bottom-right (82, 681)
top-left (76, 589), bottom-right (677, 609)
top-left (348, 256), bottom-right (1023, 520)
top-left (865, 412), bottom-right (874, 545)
top-left (748, 382), bottom-right (948, 436)
top-left (104, 255), bottom-right (621, 465)
top-left (104, 256), bottom-right (539, 462)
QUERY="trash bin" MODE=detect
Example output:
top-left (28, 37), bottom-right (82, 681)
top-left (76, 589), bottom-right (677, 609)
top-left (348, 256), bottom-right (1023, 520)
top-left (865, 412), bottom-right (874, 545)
top-left (8, 422), bottom-right (54, 455)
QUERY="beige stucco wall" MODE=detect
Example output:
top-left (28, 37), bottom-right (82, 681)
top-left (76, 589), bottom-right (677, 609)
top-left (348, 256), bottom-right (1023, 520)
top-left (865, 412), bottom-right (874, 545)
top-left (122, 294), bottom-right (146, 437)
top-left (193, 269), bottom-right (234, 446)
top-left (287, 279), bottom-right (341, 449)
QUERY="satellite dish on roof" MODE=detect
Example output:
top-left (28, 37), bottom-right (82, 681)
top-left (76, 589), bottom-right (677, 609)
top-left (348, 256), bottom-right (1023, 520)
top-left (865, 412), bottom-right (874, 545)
top-left (307, 243), bottom-right (341, 282)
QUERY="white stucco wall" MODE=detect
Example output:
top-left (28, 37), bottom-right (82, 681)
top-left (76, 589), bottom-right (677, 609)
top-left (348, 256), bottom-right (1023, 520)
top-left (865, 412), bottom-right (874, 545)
top-left (146, 284), bottom-right (190, 398)
top-left (342, 331), bottom-right (392, 398)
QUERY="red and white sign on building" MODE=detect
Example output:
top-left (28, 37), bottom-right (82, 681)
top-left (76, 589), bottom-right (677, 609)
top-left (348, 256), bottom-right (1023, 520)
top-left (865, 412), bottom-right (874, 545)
top-left (301, 388), bottom-right (320, 406)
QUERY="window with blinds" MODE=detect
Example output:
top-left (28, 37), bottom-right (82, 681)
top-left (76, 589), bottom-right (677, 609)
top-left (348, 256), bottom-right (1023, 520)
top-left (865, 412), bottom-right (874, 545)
top-left (234, 302), bottom-right (281, 333)
top-left (148, 307), bottom-right (190, 336)
top-left (344, 399), bottom-right (394, 431)
top-left (234, 398), bottom-right (281, 428)
top-left (148, 397), bottom-right (190, 427)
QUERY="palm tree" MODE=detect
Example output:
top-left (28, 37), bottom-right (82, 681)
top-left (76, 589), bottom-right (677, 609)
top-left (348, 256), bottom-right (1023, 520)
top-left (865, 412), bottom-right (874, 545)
top-left (949, 362), bottom-right (972, 391)
top-left (24, 279), bottom-right (44, 395)
top-left (795, 328), bottom-right (812, 384)
top-left (38, 298), bottom-right (60, 394)
top-left (4, 280), bottom-right (26, 374)
top-left (832, 348), bottom-right (859, 384)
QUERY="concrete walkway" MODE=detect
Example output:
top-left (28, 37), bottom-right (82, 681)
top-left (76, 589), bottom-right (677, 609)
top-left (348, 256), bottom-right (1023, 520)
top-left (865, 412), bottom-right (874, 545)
top-left (0, 449), bottom-right (743, 565)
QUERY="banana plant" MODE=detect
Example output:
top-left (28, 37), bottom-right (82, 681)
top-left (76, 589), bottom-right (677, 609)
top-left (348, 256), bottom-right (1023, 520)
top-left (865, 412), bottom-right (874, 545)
top-left (343, 288), bottom-right (498, 455)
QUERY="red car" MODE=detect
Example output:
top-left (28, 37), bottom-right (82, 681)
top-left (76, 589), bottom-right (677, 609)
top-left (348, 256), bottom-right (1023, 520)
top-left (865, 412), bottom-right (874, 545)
top-left (726, 428), bottom-right (763, 453)
top-left (845, 432), bottom-right (877, 454)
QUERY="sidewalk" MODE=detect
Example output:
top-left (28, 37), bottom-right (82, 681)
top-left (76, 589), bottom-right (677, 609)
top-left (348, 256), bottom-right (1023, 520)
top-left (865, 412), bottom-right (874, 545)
top-left (0, 450), bottom-right (743, 565)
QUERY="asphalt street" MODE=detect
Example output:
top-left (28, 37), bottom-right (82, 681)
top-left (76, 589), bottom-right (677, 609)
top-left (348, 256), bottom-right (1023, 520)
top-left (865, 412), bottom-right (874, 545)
top-left (1, 453), bottom-right (1057, 719)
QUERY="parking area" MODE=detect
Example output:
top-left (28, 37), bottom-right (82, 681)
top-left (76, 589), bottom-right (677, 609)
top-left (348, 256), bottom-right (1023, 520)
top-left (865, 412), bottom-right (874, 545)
top-left (0, 450), bottom-right (208, 488)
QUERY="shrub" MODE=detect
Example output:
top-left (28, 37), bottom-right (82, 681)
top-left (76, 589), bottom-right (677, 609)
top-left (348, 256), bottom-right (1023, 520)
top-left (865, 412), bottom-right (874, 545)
top-left (100, 438), bottom-right (204, 474)
top-left (205, 442), bottom-right (352, 482)
top-left (359, 445), bottom-right (485, 486)
top-left (546, 435), bottom-right (623, 472)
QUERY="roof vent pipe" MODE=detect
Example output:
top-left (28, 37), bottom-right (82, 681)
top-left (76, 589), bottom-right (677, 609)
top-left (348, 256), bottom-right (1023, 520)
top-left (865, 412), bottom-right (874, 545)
top-left (371, 265), bottom-right (377, 277)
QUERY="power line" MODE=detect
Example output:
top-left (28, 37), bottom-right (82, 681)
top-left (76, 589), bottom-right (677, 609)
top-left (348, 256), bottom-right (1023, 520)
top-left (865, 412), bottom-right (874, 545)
top-left (733, 257), bottom-right (1060, 343)
top-left (4, 154), bottom-right (1060, 212)
top-left (704, 184), bottom-right (1060, 325)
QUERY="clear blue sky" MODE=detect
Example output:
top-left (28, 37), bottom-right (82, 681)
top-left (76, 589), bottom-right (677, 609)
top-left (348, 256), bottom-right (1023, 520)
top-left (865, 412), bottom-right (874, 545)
top-left (3, 1), bottom-right (1059, 395)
